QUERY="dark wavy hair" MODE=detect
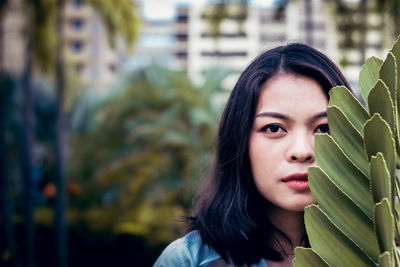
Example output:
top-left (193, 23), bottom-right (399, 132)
top-left (186, 43), bottom-right (352, 265)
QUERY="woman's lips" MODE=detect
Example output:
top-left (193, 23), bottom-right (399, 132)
top-left (282, 173), bottom-right (309, 190)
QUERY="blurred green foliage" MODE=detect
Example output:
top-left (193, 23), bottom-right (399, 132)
top-left (63, 65), bottom-right (231, 247)
top-left (1, 65), bottom-right (231, 265)
top-left (86, 0), bottom-right (141, 50)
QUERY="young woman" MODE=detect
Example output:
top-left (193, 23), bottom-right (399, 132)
top-left (154, 43), bottom-right (352, 267)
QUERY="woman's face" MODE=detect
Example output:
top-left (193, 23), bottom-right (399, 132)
top-left (249, 74), bottom-right (329, 212)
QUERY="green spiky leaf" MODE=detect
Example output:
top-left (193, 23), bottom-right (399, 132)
top-left (379, 52), bottom-right (397, 107)
top-left (304, 205), bottom-right (376, 266)
top-left (378, 251), bottom-right (392, 267)
top-left (390, 36), bottom-right (400, 115)
top-left (359, 56), bottom-right (383, 103)
top-left (370, 153), bottom-right (391, 205)
top-left (367, 79), bottom-right (395, 134)
top-left (389, 37), bottom-right (400, 159)
top-left (308, 166), bottom-right (379, 260)
top-left (315, 134), bottom-right (373, 218)
top-left (293, 248), bottom-right (329, 267)
top-left (374, 198), bottom-right (395, 254)
top-left (363, 114), bottom-right (396, 204)
top-left (327, 105), bottom-right (368, 176)
top-left (296, 35), bottom-right (400, 267)
top-left (329, 86), bottom-right (369, 135)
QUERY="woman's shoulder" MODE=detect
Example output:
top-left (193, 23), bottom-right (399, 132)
top-left (153, 230), bottom-right (221, 267)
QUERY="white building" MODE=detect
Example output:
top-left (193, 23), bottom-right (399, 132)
top-left (63, 0), bottom-right (127, 90)
top-left (132, 0), bottom-right (388, 88)
top-left (185, 0), bottom-right (338, 86)
top-left (126, 4), bottom-right (189, 71)
top-left (1, 0), bottom-right (128, 90)
top-left (2, 0), bottom-right (26, 75)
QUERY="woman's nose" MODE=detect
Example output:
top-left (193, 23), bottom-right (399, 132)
top-left (286, 133), bottom-right (315, 163)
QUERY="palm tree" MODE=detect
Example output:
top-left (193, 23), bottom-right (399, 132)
top-left (0, 1), bottom-right (49, 265)
top-left (19, 0), bottom-right (56, 265)
top-left (20, 35), bottom-right (35, 267)
top-left (0, 2), bottom-right (16, 266)
top-left (0, 0), bottom-right (8, 73)
top-left (54, 1), bottom-right (67, 266)
top-left (52, 0), bottom-right (140, 266)
top-left (0, 76), bottom-right (20, 267)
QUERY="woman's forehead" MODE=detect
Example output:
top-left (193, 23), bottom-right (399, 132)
top-left (255, 74), bottom-right (328, 115)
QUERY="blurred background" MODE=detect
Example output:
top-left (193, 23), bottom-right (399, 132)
top-left (0, 0), bottom-right (399, 266)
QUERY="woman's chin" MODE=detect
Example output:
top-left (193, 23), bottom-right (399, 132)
top-left (287, 199), bottom-right (317, 212)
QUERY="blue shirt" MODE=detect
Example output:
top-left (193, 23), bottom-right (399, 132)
top-left (153, 231), bottom-right (268, 267)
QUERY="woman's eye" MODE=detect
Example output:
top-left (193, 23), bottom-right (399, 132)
top-left (261, 124), bottom-right (285, 134)
top-left (315, 124), bottom-right (329, 134)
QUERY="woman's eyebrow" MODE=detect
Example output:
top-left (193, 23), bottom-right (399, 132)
top-left (313, 111), bottom-right (327, 119)
top-left (306, 111), bottom-right (328, 124)
top-left (255, 112), bottom-right (289, 120)
top-left (254, 111), bottom-right (327, 121)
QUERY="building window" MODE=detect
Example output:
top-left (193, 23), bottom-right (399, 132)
top-left (73, 0), bottom-right (83, 8)
top-left (175, 51), bottom-right (187, 58)
top-left (176, 7), bottom-right (189, 23)
top-left (201, 32), bottom-right (246, 38)
top-left (260, 14), bottom-right (286, 24)
top-left (70, 18), bottom-right (85, 30)
top-left (70, 41), bottom-right (84, 53)
top-left (300, 22), bottom-right (326, 31)
top-left (202, 13), bottom-right (247, 20)
top-left (176, 33), bottom-right (188, 42)
top-left (260, 34), bottom-right (286, 42)
top-left (109, 63), bottom-right (117, 72)
top-left (74, 63), bottom-right (84, 73)
top-left (176, 15), bottom-right (188, 23)
top-left (201, 51), bottom-right (247, 57)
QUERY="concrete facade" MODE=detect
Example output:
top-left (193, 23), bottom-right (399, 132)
top-left (63, 0), bottom-right (126, 89)
top-left (1, 0), bottom-right (126, 90)
top-left (184, 0), bottom-right (338, 86)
